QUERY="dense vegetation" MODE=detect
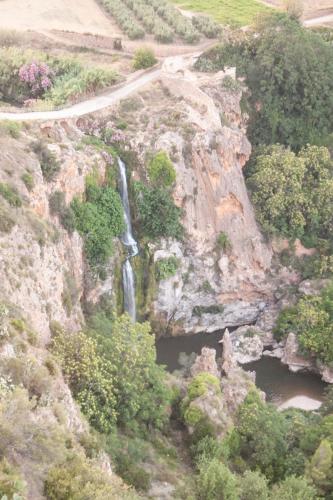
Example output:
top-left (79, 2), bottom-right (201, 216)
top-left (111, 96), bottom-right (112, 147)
top-left (196, 14), bottom-right (333, 149)
top-left (196, 13), bottom-right (333, 282)
top-left (246, 145), bottom-right (333, 246)
top-left (51, 314), bottom-right (171, 434)
top-left (0, 48), bottom-right (118, 108)
top-left (184, 386), bottom-right (333, 499)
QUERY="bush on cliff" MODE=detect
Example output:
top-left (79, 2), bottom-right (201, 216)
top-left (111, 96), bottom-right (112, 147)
top-left (148, 150), bottom-right (176, 188)
top-left (134, 182), bottom-right (183, 240)
top-left (71, 183), bottom-right (124, 267)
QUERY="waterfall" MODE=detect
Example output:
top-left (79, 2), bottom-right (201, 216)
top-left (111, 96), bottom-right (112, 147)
top-left (118, 157), bottom-right (138, 321)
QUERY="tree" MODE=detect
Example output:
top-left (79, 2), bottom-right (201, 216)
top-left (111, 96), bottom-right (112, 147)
top-left (50, 323), bottom-right (117, 433)
top-left (247, 145), bottom-right (333, 241)
top-left (274, 282), bottom-right (333, 364)
top-left (238, 470), bottom-right (269, 500)
top-left (270, 475), bottom-right (317, 500)
top-left (148, 151), bottom-right (176, 188)
top-left (306, 439), bottom-right (333, 496)
top-left (88, 314), bottom-right (171, 429)
top-left (196, 459), bottom-right (239, 500)
top-left (235, 390), bottom-right (289, 481)
top-left (203, 14), bottom-right (333, 149)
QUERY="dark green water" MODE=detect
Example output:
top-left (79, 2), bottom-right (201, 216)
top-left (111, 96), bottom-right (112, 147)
top-left (156, 330), bottom-right (327, 405)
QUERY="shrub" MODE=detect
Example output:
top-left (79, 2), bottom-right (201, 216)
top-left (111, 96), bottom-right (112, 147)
top-left (0, 459), bottom-right (27, 498)
top-left (196, 458), bottom-right (238, 500)
top-left (0, 204), bottom-right (15, 233)
top-left (187, 373), bottom-right (221, 401)
top-left (216, 232), bottom-right (231, 251)
top-left (44, 454), bottom-right (133, 500)
top-left (238, 470), bottom-right (269, 500)
top-left (184, 406), bottom-right (205, 427)
top-left (71, 184), bottom-right (125, 267)
top-left (32, 140), bottom-right (60, 182)
top-left (100, 0), bottom-right (145, 40)
top-left (192, 305), bottom-right (224, 317)
top-left (21, 172), bottom-right (34, 191)
top-left (0, 183), bottom-right (21, 207)
top-left (134, 183), bottom-right (183, 240)
top-left (133, 48), bottom-right (157, 70)
top-left (19, 61), bottom-right (53, 98)
top-left (155, 256), bottom-right (179, 280)
top-left (271, 475), bottom-right (318, 500)
top-left (49, 191), bottom-right (75, 233)
top-left (192, 15), bottom-right (221, 38)
top-left (114, 452), bottom-right (151, 492)
top-left (235, 390), bottom-right (289, 482)
top-left (148, 150), bottom-right (176, 187)
top-left (0, 47), bottom-right (119, 107)
top-left (0, 387), bottom-right (71, 483)
top-left (0, 120), bottom-right (21, 138)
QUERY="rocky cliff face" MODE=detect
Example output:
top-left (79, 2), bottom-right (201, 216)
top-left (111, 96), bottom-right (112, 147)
top-left (0, 123), bottom-right (112, 342)
top-left (123, 67), bottom-right (273, 334)
top-left (1, 64), bottom-right (275, 340)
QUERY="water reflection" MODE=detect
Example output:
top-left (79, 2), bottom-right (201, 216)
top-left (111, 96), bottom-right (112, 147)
top-left (156, 330), bottom-right (326, 407)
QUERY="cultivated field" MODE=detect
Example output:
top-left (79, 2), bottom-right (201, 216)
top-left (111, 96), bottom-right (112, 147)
top-left (170, 0), bottom-right (271, 26)
top-left (171, 0), bottom-right (333, 25)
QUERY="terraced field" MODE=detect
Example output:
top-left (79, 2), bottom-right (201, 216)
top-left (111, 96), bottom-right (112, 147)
top-left (170, 0), bottom-right (272, 26)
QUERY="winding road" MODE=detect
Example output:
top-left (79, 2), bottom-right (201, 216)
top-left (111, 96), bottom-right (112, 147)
top-left (0, 12), bottom-right (332, 122)
top-left (0, 66), bottom-right (163, 122)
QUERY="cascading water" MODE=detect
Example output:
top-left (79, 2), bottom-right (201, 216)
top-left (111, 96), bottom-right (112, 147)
top-left (118, 157), bottom-right (138, 321)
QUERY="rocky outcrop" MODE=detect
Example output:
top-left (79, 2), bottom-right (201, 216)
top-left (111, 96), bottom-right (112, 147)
top-left (265, 332), bottom-right (333, 383)
top-left (190, 346), bottom-right (220, 378)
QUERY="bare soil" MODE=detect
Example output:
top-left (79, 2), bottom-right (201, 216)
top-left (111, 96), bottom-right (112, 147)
top-left (0, 0), bottom-right (117, 35)
top-left (0, 0), bottom-right (217, 57)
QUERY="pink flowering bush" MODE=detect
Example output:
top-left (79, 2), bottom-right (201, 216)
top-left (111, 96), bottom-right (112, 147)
top-left (18, 61), bottom-right (53, 97)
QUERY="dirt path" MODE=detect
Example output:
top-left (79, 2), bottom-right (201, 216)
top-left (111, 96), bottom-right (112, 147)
top-left (303, 13), bottom-right (333, 25)
top-left (0, 51), bottom-right (203, 122)
top-left (0, 66), bottom-right (162, 121)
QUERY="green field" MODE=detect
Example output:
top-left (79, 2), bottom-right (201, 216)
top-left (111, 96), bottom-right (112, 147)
top-left (170, 0), bottom-right (272, 26)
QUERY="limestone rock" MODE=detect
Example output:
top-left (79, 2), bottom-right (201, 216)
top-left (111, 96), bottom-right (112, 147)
top-left (190, 347), bottom-right (220, 378)
top-left (281, 333), bottom-right (313, 372)
top-left (222, 328), bottom-right (237, 375)
top-left (229, 326), bottom-right (265, 364)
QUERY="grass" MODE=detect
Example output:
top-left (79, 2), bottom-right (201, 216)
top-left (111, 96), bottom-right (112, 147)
top-left (170, 0), bottom-right (272, 26)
